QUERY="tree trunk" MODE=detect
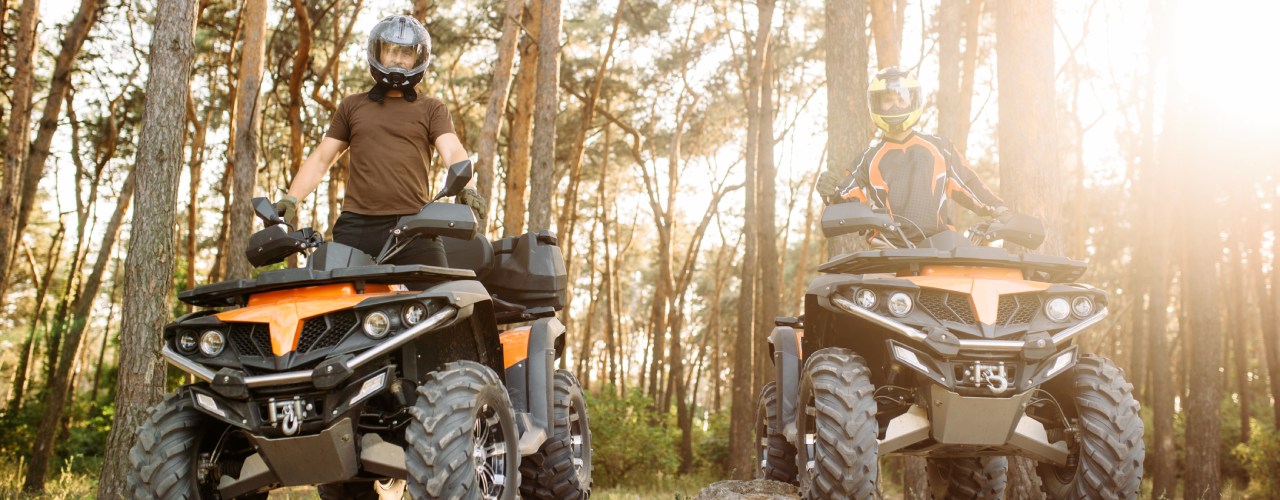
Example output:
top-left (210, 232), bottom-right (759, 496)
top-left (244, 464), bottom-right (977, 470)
top-left (823, 0), bottom-right (872, 256)
top-left (89, 251), bottom-right (123, 408)
top-left (1269, 186), bottom-right (1280, 426)
top-left (0, 0), bottom-right (41, 311)
top-left (729, 0), bottom-right (775, 480)
top-left (502, 0), bottom-right (541, 238)
top-left (186, 95), bottom-right (212, 294)
top-left (13, 0), bottom-right (101, 282)
top-left (25, 171), bottom-right (135, 491)
top-left (287, 0), bottom-right (312, 181)
top-left (474, 0), bottom-right (524, 210)
top-left (997, 0), bottom-right (1058, 495)
top-left (7, 225), bottom-right (64, 413)
top-left (527, 0), bottom-right (560, 233)
top-left (937, 0), bottom-right (984, 153)
top-left (868, 0), bottom-right (902, 68)
top-left (96, 0), bottom-right (199, 495)
top-left (225, 0), bottom-right (269, 281)
top-left (755, 48), bottom-right (778, 390)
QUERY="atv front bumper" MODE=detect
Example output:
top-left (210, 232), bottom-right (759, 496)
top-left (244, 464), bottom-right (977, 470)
top-left (878, 384), bottom-right (1070, 465)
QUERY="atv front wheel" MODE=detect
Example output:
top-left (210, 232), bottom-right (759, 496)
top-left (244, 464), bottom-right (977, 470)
top-left (519, 370), bottom-right (593, 499)
top-left (127, 393), bottom-right (267, 499)
top-left (406, 361), bottom-right (520, 499)
top-left (756, 381), bottom-right (798, 483)
top-left (795, 348), bottom-right (879, 499)
top-left (926, 456), bottom-right (1008, 499)
top-left (1036, 355), bottom-right (1144, 499)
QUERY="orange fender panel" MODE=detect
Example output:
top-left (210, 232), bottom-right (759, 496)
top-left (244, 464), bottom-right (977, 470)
top-left (500, 327), bottom-right (532, 368)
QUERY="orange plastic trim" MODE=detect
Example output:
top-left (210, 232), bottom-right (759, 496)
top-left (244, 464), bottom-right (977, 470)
top-left (217, 283), bottom-right (404, 356)
top-left (500, 327), bottom-right (531, 369)
top-left (903, 269), bottom-right (1051, 325)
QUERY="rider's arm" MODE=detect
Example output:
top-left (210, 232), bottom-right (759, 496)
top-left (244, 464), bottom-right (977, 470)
top-left (287, 137), bottom-right (349, 199)
top-left (944, 143), bottom-right (1005, 216)
top-left (433, 132), bottom-right (469, 166)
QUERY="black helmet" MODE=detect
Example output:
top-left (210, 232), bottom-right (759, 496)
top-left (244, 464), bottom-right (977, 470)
top-left (366, 15), bottom-right (431, 100)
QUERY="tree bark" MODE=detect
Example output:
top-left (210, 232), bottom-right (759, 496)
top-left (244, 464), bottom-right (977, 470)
top-left (186, 94), bottom-right (213, 294)
top-left (823, 0), bottom-right (872, 256)
top-left (25, 171), bottom-right (134, 491)
top-left (96, 0), bottom-right (199, 495)
top-left (754, 48), bottom-right (778, 391)
top-left (0, 0), bottom-right (41, 311)
top-left (527, 0), bottom-right (561, 233)
top-left (502, 0), bottom-right (541, 238)
top-left (475, 0), bottom-right (525, 211)
top-left (225, 0), bottom-right (269, 280)
top-left (997, 0), bottom-right (1058, 495)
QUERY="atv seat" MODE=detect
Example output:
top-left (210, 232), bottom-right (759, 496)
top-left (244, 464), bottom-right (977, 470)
top-left (442, 235), bottom-right (495, 280)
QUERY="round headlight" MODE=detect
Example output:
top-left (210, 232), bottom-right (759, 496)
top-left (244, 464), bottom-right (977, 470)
top-left (199, 330), bottom-right (226, 357)
top-left (402, 303), bottom-right (427, 326)
top-left (363, 311), bottom-right (392, 339)
top-left (176, 330), bottom-right (199, 354)
top-left (1045, 298), bottom-right (1071, 322)
top-left (1071, 296), bottom-right (1094, 317)
top-left (887, 292), bottom-right (913, 317)
top-left (854, 289), bottom-right (878, 310)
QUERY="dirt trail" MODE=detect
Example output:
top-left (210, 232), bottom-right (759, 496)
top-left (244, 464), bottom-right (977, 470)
top-left (695, 479), bottom-right (799, 499)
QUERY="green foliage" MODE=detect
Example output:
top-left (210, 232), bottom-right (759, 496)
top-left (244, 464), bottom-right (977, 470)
top-left (587, 386), bottom-right (679, 488)
top-left (1233, 421), bottom-right (1280, 499)
top-left (692, 408), bottom-right (730, 476)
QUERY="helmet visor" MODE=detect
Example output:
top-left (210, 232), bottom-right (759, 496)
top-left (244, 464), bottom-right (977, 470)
top-left (376, 42), bottom-right (426, 71)
top-left (870, 86), bottom-right (921, 117)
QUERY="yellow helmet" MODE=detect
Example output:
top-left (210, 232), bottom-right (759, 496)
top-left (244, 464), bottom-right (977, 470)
top-left (868, 67), bottom-right (923, 134)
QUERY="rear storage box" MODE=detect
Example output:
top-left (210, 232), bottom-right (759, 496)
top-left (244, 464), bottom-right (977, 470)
top-left (482, 231), bottom-right (567, 310)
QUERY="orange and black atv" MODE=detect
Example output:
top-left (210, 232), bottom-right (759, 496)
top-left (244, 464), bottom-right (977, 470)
top-left (757, 201), bottom-right (1144, 499)
top-left (127, 162), bottom-right (592, 499)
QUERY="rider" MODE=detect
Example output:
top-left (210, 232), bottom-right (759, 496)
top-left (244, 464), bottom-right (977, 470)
top-left (273, 15), bottom-right (484, 266)
top-left (817, 66), bottom-right (1010, 245)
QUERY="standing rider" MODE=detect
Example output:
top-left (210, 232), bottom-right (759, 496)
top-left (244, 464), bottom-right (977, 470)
top-left (817, 67), bottom-right (1009, 244)
top-left (273, 14), bottom-right (485, 267)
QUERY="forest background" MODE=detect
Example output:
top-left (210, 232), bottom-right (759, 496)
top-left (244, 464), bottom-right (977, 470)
top-left (0, 0), bottom-right (1277, 497)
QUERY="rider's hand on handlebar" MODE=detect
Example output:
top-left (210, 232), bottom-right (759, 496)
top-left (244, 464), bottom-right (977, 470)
top-left (459, 187), bottom-right (487, 221)
top-left (816, 170), bottom-right (840, 198)
top-left (273, 195), bottom-right (298, 223)
top-left (992, 205), bottom-right (1013, 223)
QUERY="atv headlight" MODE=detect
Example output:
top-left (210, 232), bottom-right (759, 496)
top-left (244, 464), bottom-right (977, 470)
top-left (402, 302), bottom-right (427, 326)
top-left (1045, 298), bottom-right (1070, 322)
top-left (887, 292), bottom-right (913, 317)
top-left (176, 330), bottom-right (199, 355)
top-left (199, 330), bottom-right (226, 357)
top-left (1071, 296), bottom-right (1094, 318)
top-left (363, 311), bottom-right (392, 339)
top-left (854, 289), bottom-right (878, 310)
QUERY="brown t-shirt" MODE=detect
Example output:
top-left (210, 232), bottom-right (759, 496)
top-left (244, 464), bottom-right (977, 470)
top-left (326, 93), bottom-right (456, 215)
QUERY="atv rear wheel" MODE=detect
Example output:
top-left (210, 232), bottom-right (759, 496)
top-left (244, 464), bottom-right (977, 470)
top-left (406, 361), bottom-right (520, 500)
top-left (926, 456), bottom-right (1008, 499)
top-left (1036, 355), bottom-right (1144, 499)
top-left (756, 381), bottom-right (798, 484)
top-left (795, 348), bottom-right (879, 499)
top-left (127, 393), bottom-right (267, 500)
top-left (519, 370), bottom-right (593, 499)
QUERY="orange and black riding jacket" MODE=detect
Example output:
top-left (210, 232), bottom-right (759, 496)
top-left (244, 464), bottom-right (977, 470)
top-left (836, 132), bottom-right (1004, 241)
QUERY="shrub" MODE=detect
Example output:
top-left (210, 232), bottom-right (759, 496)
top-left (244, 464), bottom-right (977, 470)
top-left (1233, 421), bottom-right (1280, 499)
top-left (586, 386), bottom-right (679, 488)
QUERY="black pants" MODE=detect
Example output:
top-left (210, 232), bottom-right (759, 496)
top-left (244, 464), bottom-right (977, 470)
top-left (331, 211), bottom-right (446, 267)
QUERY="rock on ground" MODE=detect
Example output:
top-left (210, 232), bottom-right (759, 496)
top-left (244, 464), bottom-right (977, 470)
top-left (695, 479), bottom-right (799, 499)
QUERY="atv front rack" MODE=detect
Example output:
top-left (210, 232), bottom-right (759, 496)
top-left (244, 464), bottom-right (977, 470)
top-left (179, 265), bottom-right (476, 308)
top-left (818, 247), bottom-right (1087, 283)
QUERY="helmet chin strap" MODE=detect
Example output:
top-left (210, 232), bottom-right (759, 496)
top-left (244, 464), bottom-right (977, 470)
top-left (367, 81), bottom-right (419, 103)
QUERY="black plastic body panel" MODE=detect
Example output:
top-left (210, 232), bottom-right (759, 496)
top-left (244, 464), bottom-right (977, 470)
top-left (482, 231), bottom-right (567, 311)
top-left (178, 265), bottom-right (475, 308)
top-left (395, 203), bottom-right (479, 241)
top-left (768, 326), bottom-right (802, 428)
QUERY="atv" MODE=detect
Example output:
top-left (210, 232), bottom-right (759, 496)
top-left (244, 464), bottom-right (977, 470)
top-left (757, 201), bottom-right (1144, 499)
top-left (127, 161), bottom-right (592, 499)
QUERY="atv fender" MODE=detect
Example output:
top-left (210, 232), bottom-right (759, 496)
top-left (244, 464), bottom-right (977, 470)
top-left (768, 326), bottom-right (803, 435)
top-left (498, 317), bottom-right (564, 455)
